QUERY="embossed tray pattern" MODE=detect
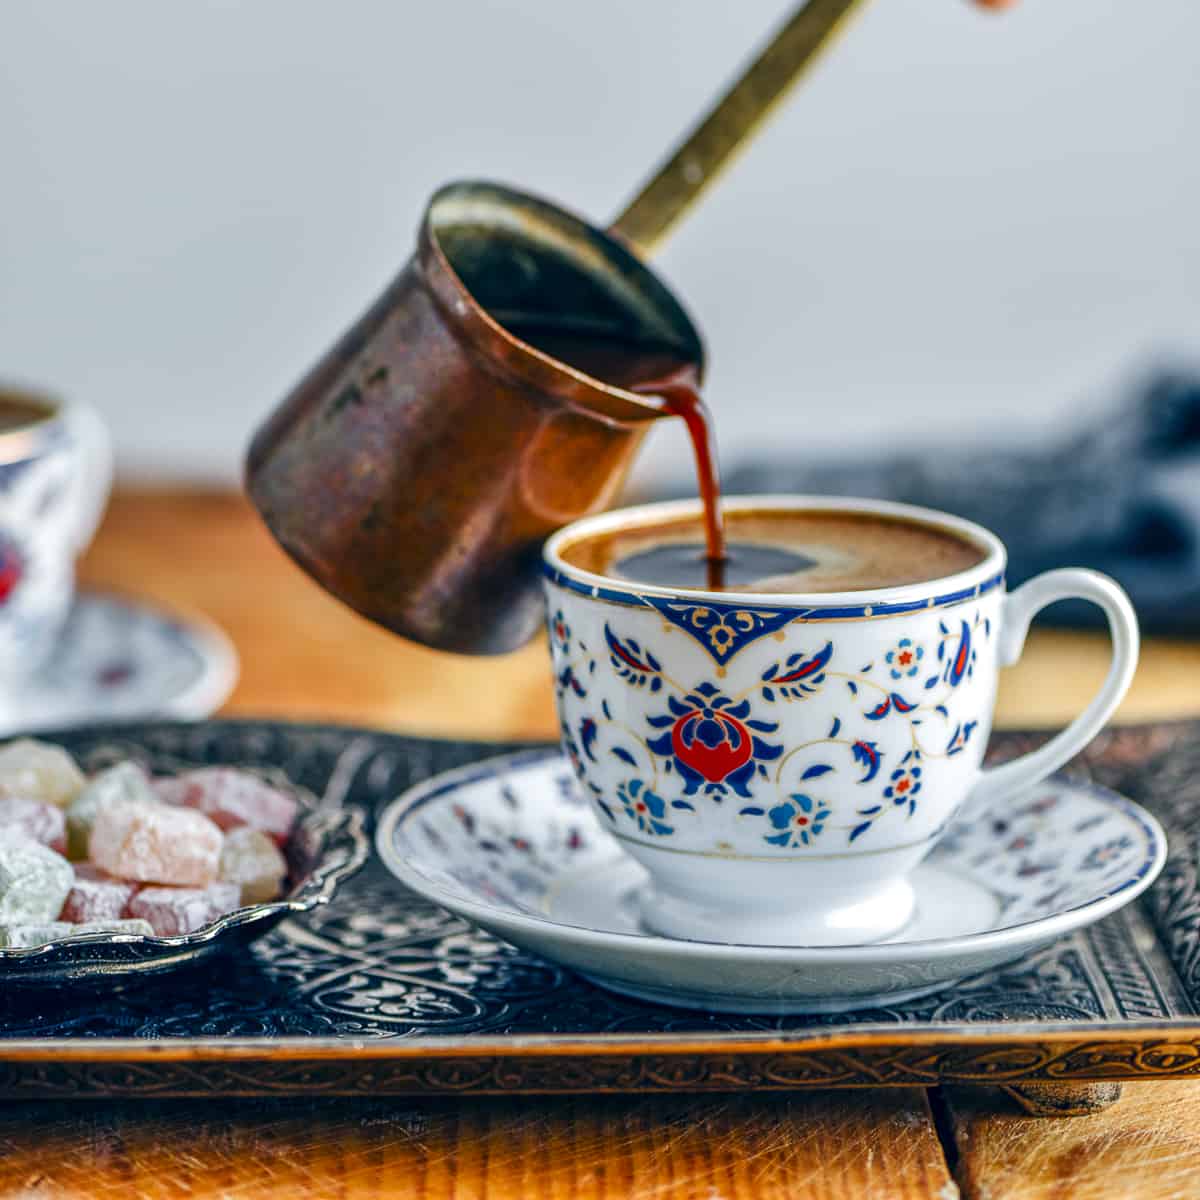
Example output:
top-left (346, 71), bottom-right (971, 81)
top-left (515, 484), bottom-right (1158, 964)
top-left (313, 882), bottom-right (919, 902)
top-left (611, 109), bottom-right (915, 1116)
top-left (1, 718), bottom-right (1199, 1098)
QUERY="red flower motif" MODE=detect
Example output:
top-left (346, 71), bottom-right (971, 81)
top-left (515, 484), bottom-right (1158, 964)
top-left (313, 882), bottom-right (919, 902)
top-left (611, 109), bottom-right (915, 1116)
top-left (647, 682), bottom-right (783, 798)
top-left (671, 707), bottom-right (753, 784)
top-left (0, 537), bottom-right (23, 604)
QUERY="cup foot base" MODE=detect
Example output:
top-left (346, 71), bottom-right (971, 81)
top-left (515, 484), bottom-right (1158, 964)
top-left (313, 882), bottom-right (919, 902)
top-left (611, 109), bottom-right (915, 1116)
top-left (637, 876), bottom-right (917, 948)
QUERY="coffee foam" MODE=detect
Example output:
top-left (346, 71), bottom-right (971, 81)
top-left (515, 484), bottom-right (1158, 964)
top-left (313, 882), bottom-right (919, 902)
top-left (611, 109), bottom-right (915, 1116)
top-left (559, 509), bottom-right (986, 594)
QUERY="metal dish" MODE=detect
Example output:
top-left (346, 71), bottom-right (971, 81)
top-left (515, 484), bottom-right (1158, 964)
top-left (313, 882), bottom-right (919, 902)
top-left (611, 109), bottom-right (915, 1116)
top-left (0, 727), bottom-right (368, 985)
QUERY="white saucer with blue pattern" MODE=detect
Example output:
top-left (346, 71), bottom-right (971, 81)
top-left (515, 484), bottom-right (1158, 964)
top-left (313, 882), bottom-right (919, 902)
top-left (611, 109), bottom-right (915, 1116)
top-left (0, 591), bottom-right (237, 736)
top-left (376, 749), bottom-right (1166, 1014)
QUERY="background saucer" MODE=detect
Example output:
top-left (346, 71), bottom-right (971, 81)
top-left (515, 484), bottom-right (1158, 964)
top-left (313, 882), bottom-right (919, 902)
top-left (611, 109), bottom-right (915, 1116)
top-left (0, 591), bottom-right (237, 736)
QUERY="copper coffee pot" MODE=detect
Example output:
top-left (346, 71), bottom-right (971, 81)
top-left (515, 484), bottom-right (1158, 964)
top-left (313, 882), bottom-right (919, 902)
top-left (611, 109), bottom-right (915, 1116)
top-left (245, 1), bottom-right (867, 654)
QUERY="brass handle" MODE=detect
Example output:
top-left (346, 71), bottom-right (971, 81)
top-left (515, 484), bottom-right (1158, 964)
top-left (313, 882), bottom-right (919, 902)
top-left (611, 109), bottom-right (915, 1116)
top-left (610, 0), bottom-right (870, 256)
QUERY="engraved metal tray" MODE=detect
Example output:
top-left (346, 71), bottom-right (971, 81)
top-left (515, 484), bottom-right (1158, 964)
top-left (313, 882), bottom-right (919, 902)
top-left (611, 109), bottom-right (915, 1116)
top-left (2, 718), bottom-right (1199, 1099)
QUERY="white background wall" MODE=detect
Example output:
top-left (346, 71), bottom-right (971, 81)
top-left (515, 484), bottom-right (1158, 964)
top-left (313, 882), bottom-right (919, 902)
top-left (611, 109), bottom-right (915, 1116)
top-left (2, 0), bottom-right (1198, 489)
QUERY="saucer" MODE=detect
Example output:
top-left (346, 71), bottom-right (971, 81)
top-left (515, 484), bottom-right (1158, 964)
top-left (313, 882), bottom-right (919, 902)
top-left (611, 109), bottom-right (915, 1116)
top-left (376, 750), bottom-right (1167, 1013)
top-left (0, 591), bottom-right (238, 737)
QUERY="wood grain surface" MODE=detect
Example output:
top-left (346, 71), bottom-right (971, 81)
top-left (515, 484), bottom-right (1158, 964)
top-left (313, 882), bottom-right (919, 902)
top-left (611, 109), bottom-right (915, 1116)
top-left (946, 1081), bottom-right (1200, 1199)
top-left (16, 487), bottom-right (1198, 1198)
top-left (0, 1092), bottom-right (953, 1200)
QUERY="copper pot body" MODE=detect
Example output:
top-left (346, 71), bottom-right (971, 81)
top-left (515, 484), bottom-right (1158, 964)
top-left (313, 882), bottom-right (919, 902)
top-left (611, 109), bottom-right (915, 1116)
top-left (245, 181), bottom-right (704, 654)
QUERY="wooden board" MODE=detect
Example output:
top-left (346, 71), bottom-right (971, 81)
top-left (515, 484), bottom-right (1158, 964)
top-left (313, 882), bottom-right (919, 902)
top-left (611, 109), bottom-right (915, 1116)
top-left (946, 1080), bottom-right (1200, 1199)
top-left (79, 488), bottom-right (1200, 740)
top-left (0, 1090), bottom-right (953, 1200)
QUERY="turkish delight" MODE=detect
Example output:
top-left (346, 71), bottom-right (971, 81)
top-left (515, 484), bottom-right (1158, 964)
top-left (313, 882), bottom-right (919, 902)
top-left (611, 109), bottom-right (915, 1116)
top-left (65, 761), bottom-right (158, 860)
top-left (0, 919), bottom-right (73, 947)
top-left (128, 882), bottom-right (241, 935)
top-left (0, 835), bottom-right (74, 923)
top-left (0, 918), bottom-right (154, 948)
top-left (91, 798), bottom-right (222, 886)
top-left (60, 863), bottom-right (138, 923)
top-left (160, 768), bottom-right (298, 845)
top-left (0, 739), bottom-right (86, 807)
top-left (0, 795), bottom-right (67, 855)
top-left (219, 827), bottom-right (288, 904)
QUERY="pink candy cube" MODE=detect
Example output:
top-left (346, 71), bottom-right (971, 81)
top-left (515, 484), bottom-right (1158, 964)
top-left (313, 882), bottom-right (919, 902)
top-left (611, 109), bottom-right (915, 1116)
top-left (90, 799), bottom-right (223, 886)
top-left (156, 769), bottom-right (298, 846)
top-left (128, 882), bottom-right (241, 936)
top-left (0, 796), bottom-right (67, 855)
top-left (59, 864), bottom-right (138, 923)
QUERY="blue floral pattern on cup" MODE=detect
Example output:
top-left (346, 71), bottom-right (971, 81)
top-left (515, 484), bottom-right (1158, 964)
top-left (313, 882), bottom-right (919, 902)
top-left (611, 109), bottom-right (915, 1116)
top-left (549, 605), bottom-right (993, 851)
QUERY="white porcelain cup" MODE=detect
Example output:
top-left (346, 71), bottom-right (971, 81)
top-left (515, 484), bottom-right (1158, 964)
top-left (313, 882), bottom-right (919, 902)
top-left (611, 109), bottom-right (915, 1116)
top-left (542, 496), bottom-right (1139, 947)
top-left (0, 386), bottom-right (113, 685)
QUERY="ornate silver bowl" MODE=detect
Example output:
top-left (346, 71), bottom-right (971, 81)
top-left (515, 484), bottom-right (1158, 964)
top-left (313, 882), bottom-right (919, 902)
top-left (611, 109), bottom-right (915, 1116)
top-left (0, 732), bottom-right (368, 985)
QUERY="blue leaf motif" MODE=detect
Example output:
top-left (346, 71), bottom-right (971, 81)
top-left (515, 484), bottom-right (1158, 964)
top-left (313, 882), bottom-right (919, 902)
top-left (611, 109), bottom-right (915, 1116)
top-left (763, 641), bottom-right (833, 686)
top-left (851, 740), bottom-right (882, 782)
top-left (801, 764), bottom-right (834, 780)
top-left (646, 731), bottom-right (673, 757)
top-left (945, 620), bottom-right (972, 686)
top-left (580, 718), bottom-right (598, 762)
top-left (752, 738), bottom-right (784, 761)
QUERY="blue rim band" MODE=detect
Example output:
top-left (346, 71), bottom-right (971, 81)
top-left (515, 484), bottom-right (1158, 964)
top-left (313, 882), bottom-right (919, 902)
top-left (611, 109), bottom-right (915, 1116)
top-left (542, 564), bottom-right (1006, 620)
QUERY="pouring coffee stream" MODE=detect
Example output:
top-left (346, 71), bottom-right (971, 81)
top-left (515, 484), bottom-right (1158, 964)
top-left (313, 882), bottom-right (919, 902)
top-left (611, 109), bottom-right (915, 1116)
top-left (499, 325), bottom-right (727, 587)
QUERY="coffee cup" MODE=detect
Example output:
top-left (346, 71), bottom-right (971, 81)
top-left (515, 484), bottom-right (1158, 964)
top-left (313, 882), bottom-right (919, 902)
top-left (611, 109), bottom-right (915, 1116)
top-left (542, 495), bottom-right (1139, 946)
top-left (0, 386), bottom-right (113, 684)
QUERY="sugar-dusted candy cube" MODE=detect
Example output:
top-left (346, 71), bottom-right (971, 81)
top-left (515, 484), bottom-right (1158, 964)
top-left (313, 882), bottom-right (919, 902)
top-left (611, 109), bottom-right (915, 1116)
top-left (0, 918), bottom-right (154, 948)
top-left (219, 827), bottom-right (288, 904)
top-left (0, 796), bottom-right (67, 855)
top-left (0, 835), bottom-right (74, 923)
top-left (160, 769), bottom-right (298, 845)
top-left (71, 918), bottom-right (154, 938)
top-left (60, 864), bottom-right (138, 923)
top-left (0, 739), bottom-right (86, 808)
top-left (91, 799), bottom-right (222, 886)
top-left (150, 775), bottom-right (188, 806)
top-left (0, 920), bottom-right (73, 948)
top-left (128, 882), bottom-right (240, 935)
top-left (66, 761), bottom-right (158, 860)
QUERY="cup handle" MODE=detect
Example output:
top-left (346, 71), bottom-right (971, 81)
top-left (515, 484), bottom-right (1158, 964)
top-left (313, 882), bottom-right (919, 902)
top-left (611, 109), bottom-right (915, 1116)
top-left (62, 401), bottom-right (114, 552)
top-left (969, 569), bottom-right (1140, 808)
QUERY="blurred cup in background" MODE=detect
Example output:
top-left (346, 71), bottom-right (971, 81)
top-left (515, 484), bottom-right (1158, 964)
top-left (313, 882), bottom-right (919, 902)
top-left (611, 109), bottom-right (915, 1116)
top-left (0, 385), bottom-right (112, 684)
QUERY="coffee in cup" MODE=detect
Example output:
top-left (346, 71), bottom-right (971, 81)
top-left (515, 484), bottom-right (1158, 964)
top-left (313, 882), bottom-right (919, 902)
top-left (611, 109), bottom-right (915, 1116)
top-left (559, 507), bottom-right (986, 593)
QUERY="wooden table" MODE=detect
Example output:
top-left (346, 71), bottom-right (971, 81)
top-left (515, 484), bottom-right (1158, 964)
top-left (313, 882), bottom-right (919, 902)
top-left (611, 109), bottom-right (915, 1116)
top-left (2, 488), bottom-right (1197, 1199)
